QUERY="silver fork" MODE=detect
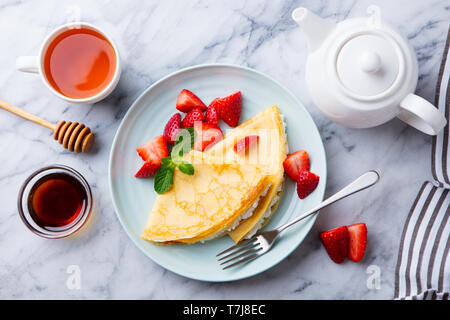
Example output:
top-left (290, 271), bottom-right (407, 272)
top-left (217, 170), bottom-right (380, 270)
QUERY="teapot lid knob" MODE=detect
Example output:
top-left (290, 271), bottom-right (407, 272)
top-left (359, 51), bottom-right (381, 73)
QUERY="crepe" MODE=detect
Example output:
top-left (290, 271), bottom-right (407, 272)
top-left (206, 105), bottom-right (287, 243)
top-left (141, 151), bottom-right (271, 243)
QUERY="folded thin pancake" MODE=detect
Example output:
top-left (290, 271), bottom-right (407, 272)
top-left (206, 105), bottom-right (287, 243)
top-left (141, 151), bottom-right (271, 243)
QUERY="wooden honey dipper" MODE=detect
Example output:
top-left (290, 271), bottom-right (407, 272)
top-left (0, 99), bottom-right (94, 153)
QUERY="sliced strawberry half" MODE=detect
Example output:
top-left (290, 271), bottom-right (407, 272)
top-left (135, 159), bottom-right (160, 178)
top-left (135, 135), bottom-right (168, 178)
top-left (283, 150), bottom-right (310, 181)
top-left (136, 135), bottom-right (168, 162)
top-left (320, 226), bottom-right (349, 264)
top-left (210, 91), bottom-right (242, 127)
top-left (205, 102), bottom-right (219, 126)
top-left (347, 223), bottom-right (367, 262)
top-left (176, 89), bottom-right (207, 113)
top-left (193, 122), bottom-right (223, 151)
top-left (234, 135), bottom-right (259, 154)
top-left (163, 113), bottom-right (181, 144)
top-left (181, 107), bottom-right (204, 128)
top-left (296, 169), bottom-right (319, 199)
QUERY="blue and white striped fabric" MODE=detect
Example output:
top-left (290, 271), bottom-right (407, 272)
top-left (395, 28), bottom-right (450, 300)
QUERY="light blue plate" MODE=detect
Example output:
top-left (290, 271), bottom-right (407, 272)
top-left (109, 64), bottom-right (326, 282)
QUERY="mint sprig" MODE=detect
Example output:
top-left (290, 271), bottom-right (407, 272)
top-left (154, 128), bottom-right (196, 194)
top-left (171, 127), bottom-right (196, 162)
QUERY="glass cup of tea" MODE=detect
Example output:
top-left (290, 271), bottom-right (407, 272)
top-left (17, 165), bottom-right (93, 238)
top-left (16, 22), bottom-right (120, 104)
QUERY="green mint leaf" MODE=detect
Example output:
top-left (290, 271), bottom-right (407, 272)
top-left (172, 127), bottom-right (196, 161)
top-left (154, 130), bottom-right (196, 194)
top-left (161, 156), bottom-right (175, 169)
top-left (154, 164), bottom-right (174, 194)
top-left (171, 143), bottom-right (184, 163)
top-left (174, 127), bottom-right (196, 147)
top-left (177, 161), bottom-right (194, 175)
top-left (186, 127), bottom-right (196, 148)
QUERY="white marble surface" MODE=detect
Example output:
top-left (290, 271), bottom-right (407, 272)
top-left (0, 0), bottom-right (448, 299)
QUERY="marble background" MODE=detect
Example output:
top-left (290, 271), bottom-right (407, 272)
top-left (0, 0), bottom-right (448, 299)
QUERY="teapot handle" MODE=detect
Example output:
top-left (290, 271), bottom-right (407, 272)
top-left (397, 93), bottom-right (447, 135)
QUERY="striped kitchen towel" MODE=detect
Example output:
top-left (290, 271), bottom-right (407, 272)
top-left (394, 27), bottom-right (450, 300)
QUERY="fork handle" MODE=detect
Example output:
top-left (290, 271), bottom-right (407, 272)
top-left (276, 170), bottom-right (380, 233)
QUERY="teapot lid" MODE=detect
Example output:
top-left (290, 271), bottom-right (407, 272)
top-left (329, 6), bottom-right (415, 102)
top-left (336, 32), bottom-right (402, 97)
top-left (334, 30), bottom-right (406, 100)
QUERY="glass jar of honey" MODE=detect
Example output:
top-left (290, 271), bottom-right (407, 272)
top-left (17, 165), bottom-right (92, 238)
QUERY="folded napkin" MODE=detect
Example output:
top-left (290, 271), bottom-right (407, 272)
top-left (395, 27), bottom-right (450, 300)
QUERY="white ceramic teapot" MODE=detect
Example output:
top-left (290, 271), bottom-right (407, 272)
top-left (292, 6), bottom-right (446, 135)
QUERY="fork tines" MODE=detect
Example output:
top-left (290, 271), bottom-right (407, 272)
top-left (216, 238), bottom-right (262, 270)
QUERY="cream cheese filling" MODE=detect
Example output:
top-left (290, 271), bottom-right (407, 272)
top-left (243, 178), bottom-right (284, 239)
top-left (280, 113), bottom-right (289, 153)
top-left (199, 184), bottom-right (271, 243)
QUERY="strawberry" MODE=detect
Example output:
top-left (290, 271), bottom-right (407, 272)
top-left (283, 150), bottom-right (310, 181)
top-left (296, 169), bottom-right (319, 199)
top-left (320, 226), bottom-right (349, 264)
top-left (163, 113), bottom-right (181, 144)
top-left (210, 91), bottom-right (242, 127)
top-left (136, 135), bottom-right (168, 162)
top-left (176, 89), bottom-right (207, 113)
top-left (181, 107), bottom-right (204, 128)
top-left (205, 102), bottom-right (219, 126)
top-left (234, 135), bottom-right (259, 154)
top-left (347, 223), bottom-right (367, 262)
top-left (193, 122), bottom-right (223, 151)
top-left (135, 159), bottom-right (160, 178)
top-left (135, 135), bottom-right (168, 178)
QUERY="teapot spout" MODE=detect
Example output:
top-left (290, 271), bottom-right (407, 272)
top-left (292, 7), bottom-right (335, 52)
